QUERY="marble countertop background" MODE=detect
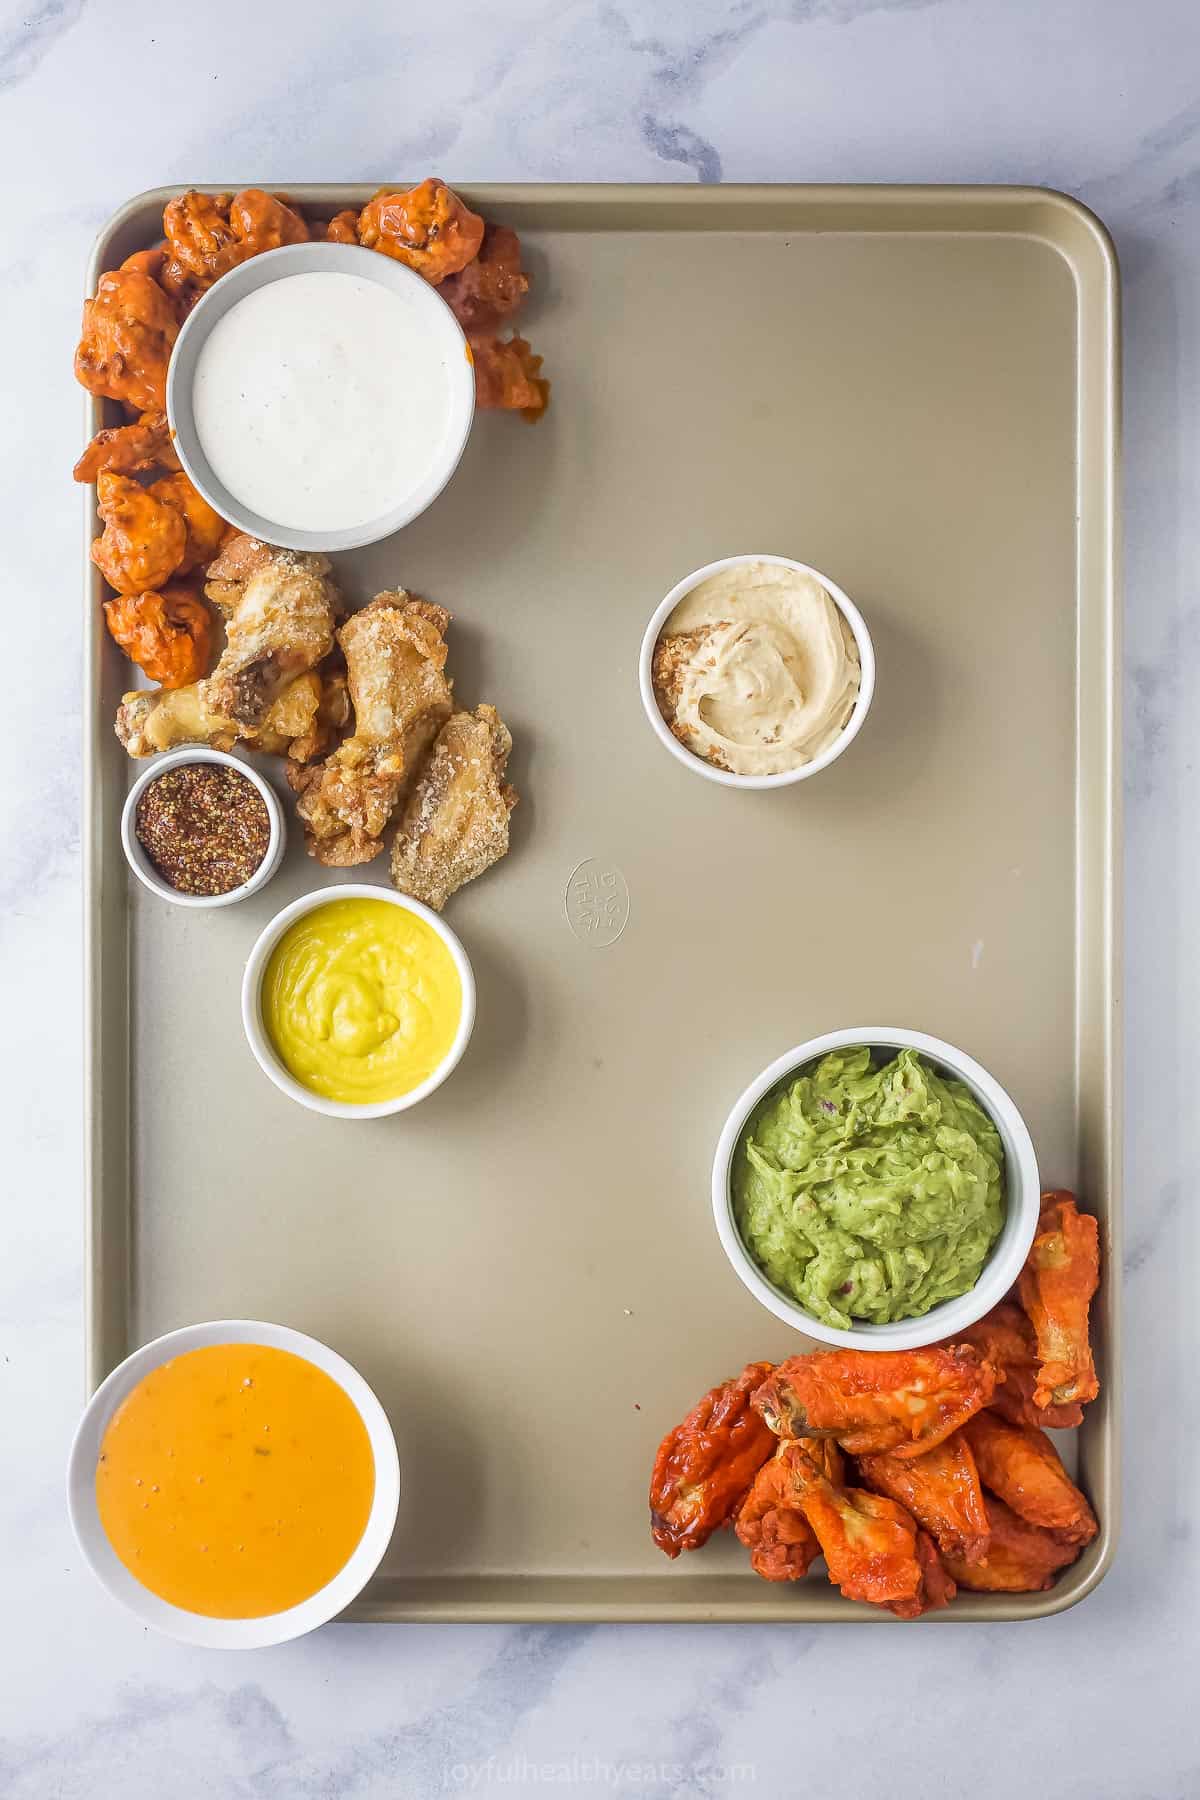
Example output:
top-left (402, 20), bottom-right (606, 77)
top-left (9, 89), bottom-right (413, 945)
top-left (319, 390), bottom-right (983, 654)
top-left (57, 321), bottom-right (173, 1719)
top-left (2, 1), bottom-right (1196, 1794)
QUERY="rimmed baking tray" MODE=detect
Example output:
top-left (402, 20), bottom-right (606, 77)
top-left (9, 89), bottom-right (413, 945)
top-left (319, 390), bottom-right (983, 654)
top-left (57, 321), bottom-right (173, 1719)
top-left (84, 184), bottom-right (1120, 1621)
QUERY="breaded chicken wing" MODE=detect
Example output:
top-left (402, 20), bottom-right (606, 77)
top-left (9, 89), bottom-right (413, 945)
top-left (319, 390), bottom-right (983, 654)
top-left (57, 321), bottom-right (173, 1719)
top-left (939, 1494), bottom-right (1082, 1593)
top-left (74, 410), bottom-right (180, 483)
top-left (90, 470), bottom-right (187, 595)
top-left (753, 1347), bottom-right (995, 1459)
top-left (785, 1446), bottom-right (955, 1618)
top-left (440, 224), bottom-right (529, 332)
top-left (735, 1438), bottom-right (843, 1582)
top-left (389, 704), bottom-right (517, 910)
top-left (858, 1433), bottom-right (991, 1565)
top-left (103, 583), bottom-right (213, 690)
top-left (116, 668), bottom-right (346, 761)
top-left (962, 1412), bottom-right (1097, 1545)
top-left (288, 593), bottom-right (453, 867)
top-left (358, 178), bottom-right (484, 283)
top-left (952, 1302), bottom-right (1084, 1431)
top-left (147, 472), bottom-right (228, 575)
top-left (202, 535), bottom-right (341, 727)
top-left (469, 334), bottom-right (549, 417)
top-left (649, 1362), bottom-right (776, 1558)
top-left (75, 268), bottom-right (180, 412)
top-left (1018, 1192), bottom-right (1101, 1410)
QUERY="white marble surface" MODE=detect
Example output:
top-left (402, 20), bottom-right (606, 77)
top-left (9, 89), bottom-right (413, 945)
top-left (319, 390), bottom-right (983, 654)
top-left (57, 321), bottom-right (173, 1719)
top-left (1, 0), bottom-right (1196, 1794)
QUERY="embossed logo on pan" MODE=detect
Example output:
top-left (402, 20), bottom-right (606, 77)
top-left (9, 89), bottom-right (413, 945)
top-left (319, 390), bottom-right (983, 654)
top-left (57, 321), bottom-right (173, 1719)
top-left (564, 859), bottom-right (630, 947)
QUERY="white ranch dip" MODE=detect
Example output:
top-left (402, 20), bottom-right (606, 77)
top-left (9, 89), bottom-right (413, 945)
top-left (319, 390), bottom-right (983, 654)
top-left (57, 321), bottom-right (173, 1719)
top-left (191, 271), bottom-right (455, 533)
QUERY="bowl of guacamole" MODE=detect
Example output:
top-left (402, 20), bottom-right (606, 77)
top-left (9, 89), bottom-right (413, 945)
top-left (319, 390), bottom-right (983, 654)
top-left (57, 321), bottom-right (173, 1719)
top-left (712, 1028), bottom-right (1041, 1350)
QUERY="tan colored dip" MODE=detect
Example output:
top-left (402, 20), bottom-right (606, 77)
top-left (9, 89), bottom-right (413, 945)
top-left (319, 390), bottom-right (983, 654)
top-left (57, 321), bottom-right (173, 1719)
top-left (652, 561), bottom-right (861, 776)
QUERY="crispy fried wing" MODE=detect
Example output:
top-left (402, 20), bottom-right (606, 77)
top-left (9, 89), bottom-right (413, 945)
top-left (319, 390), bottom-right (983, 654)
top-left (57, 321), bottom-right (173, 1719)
top-left (389, 704), bottom-right (517, 910)
top-left (857, 1433), bottom-right (991, 1565)
top-left (940, 1494), bottom-right (1082, 1593)
top-left (358, 178), bottom-right (484, 283)
top-left (785, 1445), bottom-right (955, 1618)
top-left (74, 410), bottom-right (180, 484)
top-left (103, 583), bottom-right (213, 689)
top-left (75, 268), bottom-right (180, 412)
top-left (962, 1412), bottom-right (1097, 1545)
top-left (953, 1302), bottom-right (1084, 1431)
top-left (1018, 1192), bottom-right (1101, 1410)
top-left (91, 471), bottom-right (187, 594)
top-left (469, 334), bottom-right (549, 417)
top-left (276, 669), bottom-right (350, 763)
top-left (735, 1438), bottom-right (842, 1582)
top-left (440, 223), bottom-right (529, 332)
top-left (649, 1362), bottom-right (776, 1558)
top-left (115, 668), bottom-right (343, 761)
top-left (753, 1347), bottom-right (995, 1459)
top-left (202, 535), bottom-right (341, 726)
top-left (289, 594), bottom-right (453, 867)
top-left (148, 472), bottom-right (228, 574)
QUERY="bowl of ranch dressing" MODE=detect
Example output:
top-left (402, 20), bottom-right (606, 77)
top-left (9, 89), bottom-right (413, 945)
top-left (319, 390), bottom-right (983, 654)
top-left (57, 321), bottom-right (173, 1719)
top-left (167, 242), bottom-right (477, 552)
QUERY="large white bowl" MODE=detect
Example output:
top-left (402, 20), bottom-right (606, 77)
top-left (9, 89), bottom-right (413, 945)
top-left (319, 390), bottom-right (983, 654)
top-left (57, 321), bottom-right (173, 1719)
top-left (638, 553), bottom-right (876, 790)
top-left (167, 242), bottom-right (476, 553)
top-left (242, 884), bottom-right (476, 1119)
top-left (66, 1319), bottom-right (400, 1649)
top-left (712, 1026), bottom-right (1040, 1350)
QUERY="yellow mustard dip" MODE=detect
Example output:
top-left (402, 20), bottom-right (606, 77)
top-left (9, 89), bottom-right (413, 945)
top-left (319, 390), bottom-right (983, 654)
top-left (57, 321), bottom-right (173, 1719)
top-left (262, 897), bottom-right (462, 1104)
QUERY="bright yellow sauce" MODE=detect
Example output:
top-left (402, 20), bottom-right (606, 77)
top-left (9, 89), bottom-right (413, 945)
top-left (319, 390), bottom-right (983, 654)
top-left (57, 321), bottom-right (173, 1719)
top-left (262, 897), bottom-right (462, 1105)
top-left (95, 1343), bottom-right (375, 1619)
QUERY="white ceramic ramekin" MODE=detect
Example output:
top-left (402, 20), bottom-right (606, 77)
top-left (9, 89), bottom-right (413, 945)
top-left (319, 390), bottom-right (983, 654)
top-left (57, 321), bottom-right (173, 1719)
top-left (241, 884), bottom-right (476, 1119)
top-left (712, 1026), bottom-right (1040, 1350)
top-left (167, 242), bottom-right (476, 553)
top-left (121, 746), bottom-right (285, 908)
top-left (638, 553), bottom-right (876, 790)
top-left (66, 1318), bottom-right (401, 1649)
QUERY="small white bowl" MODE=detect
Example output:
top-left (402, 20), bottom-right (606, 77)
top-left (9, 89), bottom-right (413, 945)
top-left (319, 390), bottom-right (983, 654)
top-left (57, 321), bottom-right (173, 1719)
top-left (638, 553), bottom-right (876, 789)
top-left (121, 747), bottom-right (285, 908)
top-left (167, 242), bottom-right (476, 553)
top-left (242, 884), bottom-right (476, 1119)
top-left (712, 1026), bottom-right (1040, 1350)
top-left (66, 1318), bottom-right (401, 1649)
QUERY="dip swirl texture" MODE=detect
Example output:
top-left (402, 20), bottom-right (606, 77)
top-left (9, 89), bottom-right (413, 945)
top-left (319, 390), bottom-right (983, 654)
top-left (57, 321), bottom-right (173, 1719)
top-left (733, 1047), bottom-right (1005, 1328)
top-left (262, 897), bottom-right (461, 1104)
top-left (657, 561), bottom-right (860, 775)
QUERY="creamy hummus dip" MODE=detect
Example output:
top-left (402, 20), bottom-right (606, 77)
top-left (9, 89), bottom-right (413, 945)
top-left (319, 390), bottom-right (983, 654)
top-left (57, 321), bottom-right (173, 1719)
top-left (652, 561), bottom-right (861, 776)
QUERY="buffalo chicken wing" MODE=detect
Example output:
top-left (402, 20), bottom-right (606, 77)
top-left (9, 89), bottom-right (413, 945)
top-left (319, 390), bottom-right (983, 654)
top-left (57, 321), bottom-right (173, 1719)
top-left (1018, 1192), bottom-right (1101, 1410)
top-left (785, 1446), bottom-right (955, 1618)
top-left (962, 1412), bottom-right (1097, 1545)
top-left (753, 1347), bottom-right (995, 1459)
top-left (857, 1432), bottom-right (990, 1565)
top-left (649, 1363), bottom-right (776, 1558)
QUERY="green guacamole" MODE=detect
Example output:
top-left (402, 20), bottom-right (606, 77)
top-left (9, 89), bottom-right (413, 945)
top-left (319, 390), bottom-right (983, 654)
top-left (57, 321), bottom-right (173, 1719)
top-left (732, 1046), bottom-right (1005, 1329)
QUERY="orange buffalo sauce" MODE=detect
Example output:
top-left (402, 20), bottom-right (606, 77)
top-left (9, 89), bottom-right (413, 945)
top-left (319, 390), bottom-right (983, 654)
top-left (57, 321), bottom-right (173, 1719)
top-left (95, 1343), bottom-right (375, 1618)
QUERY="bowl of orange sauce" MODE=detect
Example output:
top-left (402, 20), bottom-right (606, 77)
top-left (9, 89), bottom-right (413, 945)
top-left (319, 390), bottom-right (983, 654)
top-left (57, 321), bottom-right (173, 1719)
top-left (67, 1320), bottom-right (400, 1647)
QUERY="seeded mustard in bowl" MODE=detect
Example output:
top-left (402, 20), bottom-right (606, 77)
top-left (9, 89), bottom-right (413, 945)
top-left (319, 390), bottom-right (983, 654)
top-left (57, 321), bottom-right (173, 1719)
top-left (121, 747), bottom-right (285, 908)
